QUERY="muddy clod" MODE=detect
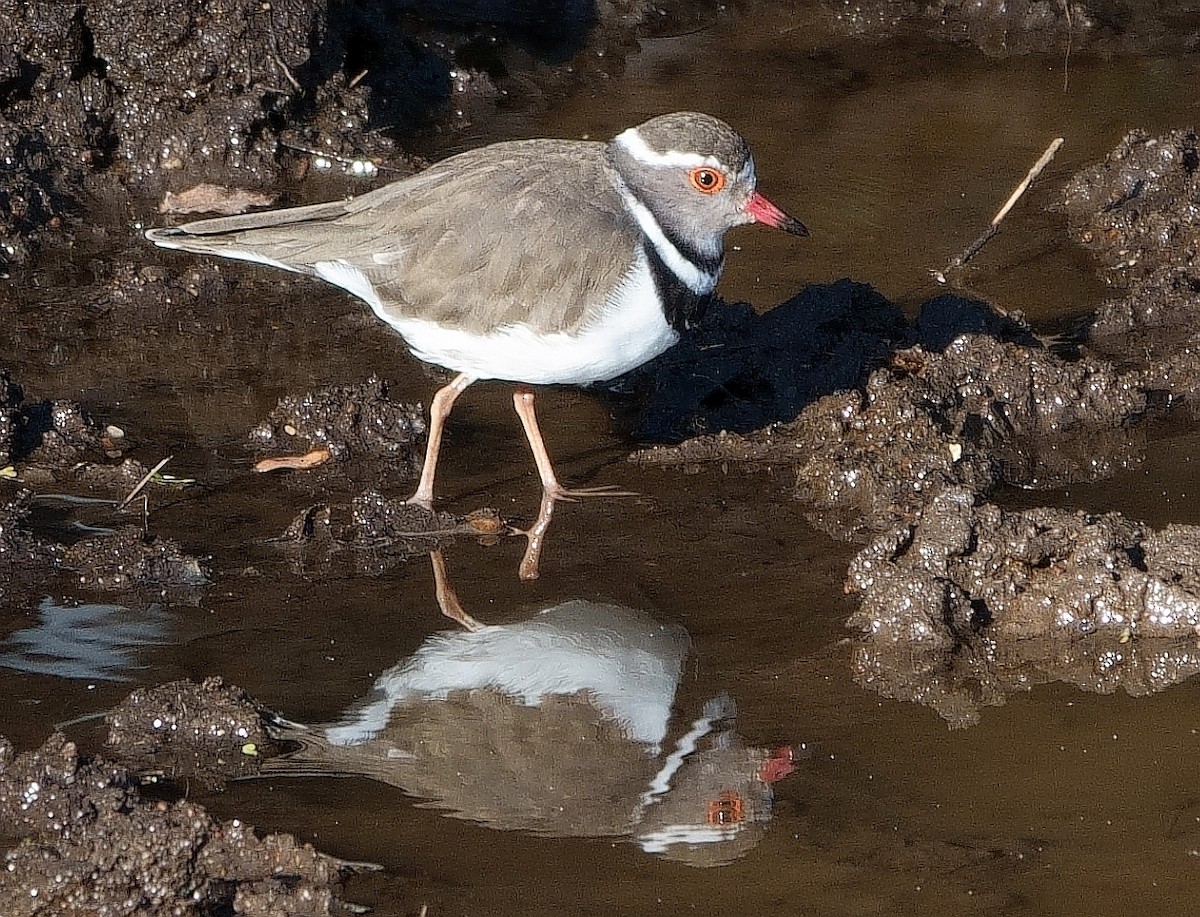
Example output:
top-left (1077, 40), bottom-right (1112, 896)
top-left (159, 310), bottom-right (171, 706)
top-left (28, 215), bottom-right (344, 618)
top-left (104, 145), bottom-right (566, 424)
top-left (106, 676), bottom-right (271, 787)
top-left (0, 730), bottom-right (353, 916)
top-left (639, 323), bottom-right (1150, 539)
top-left (846, 487), bottom-right (1200, 726)
top-left (1062, 127), bottom-right (1200, 359)
top-left (63, 526), bottom-right (209, 591)
top-left (249, 377), bottom-right (426, 486)
top-left (281, 489), bottom-right (483, 575)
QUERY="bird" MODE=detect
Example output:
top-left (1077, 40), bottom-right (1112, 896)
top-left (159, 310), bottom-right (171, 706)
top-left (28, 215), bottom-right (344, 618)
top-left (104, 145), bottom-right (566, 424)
top-left (146, 111), bottom-right (807, 510)
top-left (263, 590), bottom-right (796, 866)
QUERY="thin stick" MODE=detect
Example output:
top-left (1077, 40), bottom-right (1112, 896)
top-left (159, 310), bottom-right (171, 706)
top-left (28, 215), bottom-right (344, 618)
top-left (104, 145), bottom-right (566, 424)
top-left (1061, 0), bottom-right (1073, 92)
top-left (277, 140), bottom-right (406, 175)
top-left (118, 455), bottom-right (173, 511)
top-left (272, 53), bottom-right (302, 92)
top-left (934, 137), bottom-right (1065, 281)
top-left (990, 137), bottom-right (1064, 227)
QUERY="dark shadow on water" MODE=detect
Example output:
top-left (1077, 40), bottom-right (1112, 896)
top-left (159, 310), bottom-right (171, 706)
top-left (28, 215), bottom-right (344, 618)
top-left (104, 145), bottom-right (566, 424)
top-left (618, 280), bottom-right (1046, 443)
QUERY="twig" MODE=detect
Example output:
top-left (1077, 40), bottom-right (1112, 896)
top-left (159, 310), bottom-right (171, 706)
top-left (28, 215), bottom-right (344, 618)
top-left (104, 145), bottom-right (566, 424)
top-left (1061, 0), bottom-right (1073, 92)
top-left (277, 140), bottom-right (406, 175)
top-left (272, 51), bottom-right (302, 92)
top-left (934, 137), bottom-right (1065, 282)
top-left (992, 137), bottom-right (1065, 226)
top-left (118, 455), bottom-right (173, 511)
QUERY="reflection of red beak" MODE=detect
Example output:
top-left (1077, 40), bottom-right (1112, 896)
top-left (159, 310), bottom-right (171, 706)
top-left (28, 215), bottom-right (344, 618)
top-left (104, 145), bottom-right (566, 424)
top-left (758, 745), bottom-right (796, 784)
top-left (745, 192), bottom-right (809, 236)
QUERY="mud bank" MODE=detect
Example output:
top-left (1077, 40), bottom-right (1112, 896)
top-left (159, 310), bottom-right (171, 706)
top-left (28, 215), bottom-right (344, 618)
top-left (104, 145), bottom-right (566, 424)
top-left (639, 125), bottom-right (1200, 722)
top-left (0, 678), bottom-right (363, 916)
top-left (846, 487), bottom-right (1200, 726)
top-left (0, 0), bottom-right (674, 270)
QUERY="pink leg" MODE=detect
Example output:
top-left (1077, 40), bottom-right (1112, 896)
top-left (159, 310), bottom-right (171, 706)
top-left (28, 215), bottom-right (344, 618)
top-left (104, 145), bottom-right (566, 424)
top-left (517, 491), bottom-right (556, 581)
top-left (512, 388), bottom-right (565, 496)
top-left (511, 388), bottom-right (636, 581)
top-left (407, 373), bottom-right (473, 508)
top-left (429, 548), bottom-right (484, 631)
top-left (511, 388), bottom-right (637, 501)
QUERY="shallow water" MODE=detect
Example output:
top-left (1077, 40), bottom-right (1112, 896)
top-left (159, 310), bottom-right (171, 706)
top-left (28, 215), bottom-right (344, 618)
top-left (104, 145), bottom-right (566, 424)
top-left (5, 11), bottom-right (1200, 916)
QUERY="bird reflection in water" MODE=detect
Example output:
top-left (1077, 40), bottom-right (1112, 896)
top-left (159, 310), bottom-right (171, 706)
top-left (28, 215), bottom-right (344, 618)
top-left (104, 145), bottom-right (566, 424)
top-left (266, 550), bottom-right (795, 866)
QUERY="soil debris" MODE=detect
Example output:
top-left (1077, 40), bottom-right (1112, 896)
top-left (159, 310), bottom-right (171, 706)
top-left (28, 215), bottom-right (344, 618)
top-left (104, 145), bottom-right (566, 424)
top-left (281, 489), bottom-right (498, 575)
top-left (0, 373), bottom-right (119, 469)
top-left (248, 376), bottom-right (426, 487)
top-left (0, 374), bottom-right (176, 498)
top-left (62, 526), bottom-right (209, 592)
top-left (105, 676), bottom-right (272, 788)
top-left (1061, 127), bottom-right (1200, 360)
top-left (846, 486), bottom-right (1200, 726)
top-left (0, 730), bottom-right (355, 916)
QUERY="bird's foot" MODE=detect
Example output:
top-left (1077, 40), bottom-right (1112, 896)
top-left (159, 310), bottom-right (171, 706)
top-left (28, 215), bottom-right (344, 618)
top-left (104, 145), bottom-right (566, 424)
top-left (514, 485), bottom-right (635, 580)
top-left (543, 483), bottom-right (638, 503)
top-left (405, 493), bottom-right (435, 512)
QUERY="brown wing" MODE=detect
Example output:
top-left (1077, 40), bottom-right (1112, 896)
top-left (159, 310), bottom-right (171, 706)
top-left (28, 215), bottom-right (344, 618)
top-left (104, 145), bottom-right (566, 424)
top-left (147, 140), bottom-right (641, 336)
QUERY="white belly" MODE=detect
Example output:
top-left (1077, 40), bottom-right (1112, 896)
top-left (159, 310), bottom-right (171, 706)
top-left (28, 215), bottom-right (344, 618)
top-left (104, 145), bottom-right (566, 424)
top-left (317, 250), bottom-right (679, 385)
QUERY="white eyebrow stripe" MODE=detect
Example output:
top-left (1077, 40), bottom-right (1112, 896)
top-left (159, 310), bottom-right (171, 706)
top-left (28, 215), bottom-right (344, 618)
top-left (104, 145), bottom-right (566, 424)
top-left (614, 127), bottom-right (724, 170)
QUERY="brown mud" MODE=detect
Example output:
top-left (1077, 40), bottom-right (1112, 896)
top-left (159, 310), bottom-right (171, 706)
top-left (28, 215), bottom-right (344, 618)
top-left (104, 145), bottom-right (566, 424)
top-left (4, 0), bottom-right (1200, 914)
top-left (1, 702), bottom-right (357, 917)
top-left (638, 122), bottom-right (1200, 725)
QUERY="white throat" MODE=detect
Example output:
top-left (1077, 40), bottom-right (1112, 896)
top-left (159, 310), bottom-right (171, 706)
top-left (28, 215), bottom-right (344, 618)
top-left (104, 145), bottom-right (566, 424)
top-left (607, 169), bottom-right (720, 296)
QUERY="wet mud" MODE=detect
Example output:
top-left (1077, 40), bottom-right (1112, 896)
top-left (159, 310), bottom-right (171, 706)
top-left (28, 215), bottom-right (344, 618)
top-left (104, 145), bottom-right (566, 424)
top-left (846, 487), bottom-right (1200, 726)
top-left (0, 727), bottom-right (356, 917)
top-left (1062, 127), bottom-right (1200, 361)
top-left (0, 375), bottom-right (208, 597)
top-left (0, 0), bottom-right (670, 270)
top-left (640, 123), bottom-right (1200, 724)
top-left (249, 376), bottom-right (426, 484)
top-left (280, 495), bottom-right (503, 577)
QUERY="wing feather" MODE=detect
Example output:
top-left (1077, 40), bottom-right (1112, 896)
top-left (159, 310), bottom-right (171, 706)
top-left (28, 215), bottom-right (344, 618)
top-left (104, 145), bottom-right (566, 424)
top-left (148, 140), bottom-right (640, 336)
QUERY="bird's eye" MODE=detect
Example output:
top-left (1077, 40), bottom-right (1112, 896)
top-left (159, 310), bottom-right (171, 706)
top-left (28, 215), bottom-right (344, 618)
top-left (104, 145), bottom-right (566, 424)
top-left (688, 167), bottom-right (726, 194)
top-left (705, 791), bottom-right (746, 826)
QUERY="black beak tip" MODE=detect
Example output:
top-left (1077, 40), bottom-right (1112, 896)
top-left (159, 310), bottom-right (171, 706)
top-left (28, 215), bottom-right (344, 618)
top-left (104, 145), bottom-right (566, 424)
top-left (785, 216), bottom-right (810, 237)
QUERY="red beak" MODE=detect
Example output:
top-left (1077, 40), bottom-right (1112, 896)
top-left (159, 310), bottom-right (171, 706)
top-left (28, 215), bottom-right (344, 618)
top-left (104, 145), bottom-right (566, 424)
top-left (745, 191), bottom-right (809, 236)
top-left (757, 745), bottom-right (796, 784)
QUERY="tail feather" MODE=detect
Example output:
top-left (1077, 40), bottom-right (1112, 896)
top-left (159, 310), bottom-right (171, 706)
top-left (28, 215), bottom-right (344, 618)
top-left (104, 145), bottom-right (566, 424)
top-left (144, 198), bottom-right (358, 271)
top-left (149, 197), bottom-right (353, 238)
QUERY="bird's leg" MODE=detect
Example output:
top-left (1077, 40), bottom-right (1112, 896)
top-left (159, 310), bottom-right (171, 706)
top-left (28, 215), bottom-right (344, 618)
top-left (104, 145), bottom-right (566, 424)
top-left (517, 491), bottom-right (556, 581)
top-left (407, 373), bottom-right (473, 509)
top-left (511, 387), bottom-right (635, 580)
top-left (511, 388), bottom-right (636, 501)
top-left (429, 548), bottom-right (484, 631)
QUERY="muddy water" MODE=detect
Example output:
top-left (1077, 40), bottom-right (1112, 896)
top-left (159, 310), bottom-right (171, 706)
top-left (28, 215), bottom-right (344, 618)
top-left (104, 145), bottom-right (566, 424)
top-left (5, 15), bottom-right (1200, 917)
